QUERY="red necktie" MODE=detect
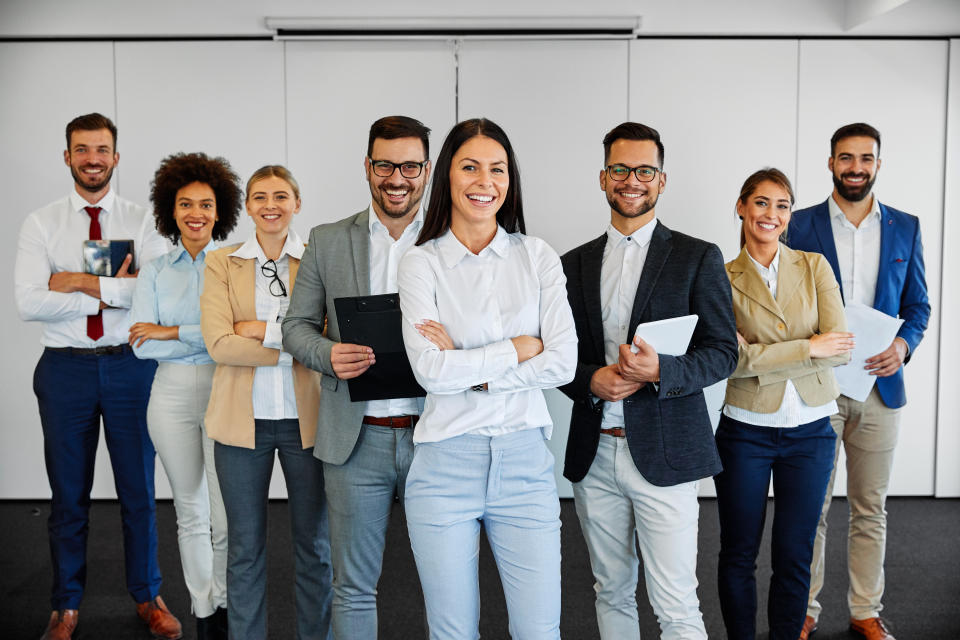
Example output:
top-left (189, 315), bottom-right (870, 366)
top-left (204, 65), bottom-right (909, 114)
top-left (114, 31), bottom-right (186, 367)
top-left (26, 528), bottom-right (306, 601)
top-left (85, 206), bottom-right (104, 341)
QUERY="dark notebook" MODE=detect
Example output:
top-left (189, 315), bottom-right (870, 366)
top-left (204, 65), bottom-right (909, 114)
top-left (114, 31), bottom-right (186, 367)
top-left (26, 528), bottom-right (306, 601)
top-left (333, 293), bottom-right (426, 402)
top-left (82, 239), bottom-right (135, 276)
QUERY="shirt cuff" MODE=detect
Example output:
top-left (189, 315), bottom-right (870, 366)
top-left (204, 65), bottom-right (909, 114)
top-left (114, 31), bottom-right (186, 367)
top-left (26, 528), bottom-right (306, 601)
top-left (98, 276), bottom-right (120, 307)
top-left (80, 292), bottom-right (101, 316)
top-left (277, 351), bottom-right (293, 367)
top-left (482, 339), bottom-right (520, 391)
top-left (263, 321), bottom-right (284, 350)
top-left (177, 324), bottom-right (205, 349)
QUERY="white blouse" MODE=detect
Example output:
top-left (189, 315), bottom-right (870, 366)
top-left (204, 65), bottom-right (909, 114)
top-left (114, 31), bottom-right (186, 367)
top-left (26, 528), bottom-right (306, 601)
top-left (398, 227), bottom-right (577, 443)
top-left (228, 229), bottom-right (305, 421)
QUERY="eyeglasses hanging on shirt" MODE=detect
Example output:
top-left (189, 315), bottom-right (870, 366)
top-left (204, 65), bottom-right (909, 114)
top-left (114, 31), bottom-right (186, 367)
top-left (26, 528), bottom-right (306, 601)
top-left (260, 259), bottom-right (287, 297)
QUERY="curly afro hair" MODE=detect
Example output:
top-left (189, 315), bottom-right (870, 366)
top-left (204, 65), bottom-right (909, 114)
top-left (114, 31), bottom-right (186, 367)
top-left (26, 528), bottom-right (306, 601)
top-left (150, 152), bottom-right (242, 243)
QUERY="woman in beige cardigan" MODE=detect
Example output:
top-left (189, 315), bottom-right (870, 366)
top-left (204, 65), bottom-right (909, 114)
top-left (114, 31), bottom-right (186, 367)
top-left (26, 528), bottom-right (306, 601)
top-left (200, 165), bottom-right (331, 640)
top-left (715, 168), bottom-right (853, 640)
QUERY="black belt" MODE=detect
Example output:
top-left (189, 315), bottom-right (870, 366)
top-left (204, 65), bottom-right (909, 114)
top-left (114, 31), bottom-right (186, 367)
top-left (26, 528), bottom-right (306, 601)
top-left (45, 344), bottom-right (131, 356)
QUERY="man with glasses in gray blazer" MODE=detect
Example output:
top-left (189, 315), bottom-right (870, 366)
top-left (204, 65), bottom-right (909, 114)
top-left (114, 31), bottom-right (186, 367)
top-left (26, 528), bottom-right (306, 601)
top-left (283, 115), bottom-right (430, 639)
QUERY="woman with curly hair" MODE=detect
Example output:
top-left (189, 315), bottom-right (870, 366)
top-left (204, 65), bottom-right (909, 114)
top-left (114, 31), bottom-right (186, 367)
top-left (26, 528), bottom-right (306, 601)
top-left (129, 151), bottom-right (242, 640)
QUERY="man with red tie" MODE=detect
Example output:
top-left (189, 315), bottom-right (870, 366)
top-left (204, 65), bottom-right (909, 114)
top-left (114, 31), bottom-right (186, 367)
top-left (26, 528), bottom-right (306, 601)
top-left (14, 113), bottom-right (179, 640)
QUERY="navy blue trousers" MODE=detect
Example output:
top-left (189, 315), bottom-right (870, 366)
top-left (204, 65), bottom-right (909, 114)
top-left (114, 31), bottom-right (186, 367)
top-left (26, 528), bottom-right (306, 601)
top-left (33, 347), bottom-right (160, 609)
top-left (714, 414), bottom-right (836, 640)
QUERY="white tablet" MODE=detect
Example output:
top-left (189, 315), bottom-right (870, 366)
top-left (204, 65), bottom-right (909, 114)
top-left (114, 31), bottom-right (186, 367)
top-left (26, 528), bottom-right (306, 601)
top-left (630, 314), bottom-right (699, 355)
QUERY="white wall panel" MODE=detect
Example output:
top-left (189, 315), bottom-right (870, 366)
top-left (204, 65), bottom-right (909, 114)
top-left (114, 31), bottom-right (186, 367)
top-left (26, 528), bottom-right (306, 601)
top-left (116, 41), bottom-right (286, 247)
top-left (0, 42), bottom-right (116, 499)
top-left (936, 39), bottom-right (959, 497)
top-left (458, 39), bottom-right (629, 497)
top-left (629, 39), bottom-right (800, 497)
top-left (285, 40), bottom-right (457, 232)
top-left (797, 40), bottom-right (947, 495)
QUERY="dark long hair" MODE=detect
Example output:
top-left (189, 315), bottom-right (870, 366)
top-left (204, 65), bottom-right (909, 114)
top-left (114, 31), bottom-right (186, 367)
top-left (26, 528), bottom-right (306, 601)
top-left (416, 118), bottom-right (525, 245)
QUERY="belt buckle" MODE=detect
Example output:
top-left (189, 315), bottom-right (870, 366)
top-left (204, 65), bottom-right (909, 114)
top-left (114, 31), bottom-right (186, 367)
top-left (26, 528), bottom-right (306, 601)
top-left (93, 345), bottom-right (116, 356)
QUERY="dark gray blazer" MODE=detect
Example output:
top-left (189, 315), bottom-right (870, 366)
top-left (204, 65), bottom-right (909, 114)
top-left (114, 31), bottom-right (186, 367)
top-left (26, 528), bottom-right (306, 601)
top-left (558, 221), bottom-right (738, 487)
top-left (283, 208), bottom-right (423, 465)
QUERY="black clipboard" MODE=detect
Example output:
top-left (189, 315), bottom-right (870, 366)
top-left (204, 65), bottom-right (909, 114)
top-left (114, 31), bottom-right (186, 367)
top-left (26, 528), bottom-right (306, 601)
top-left (333, 293), bottom-right (426, 402)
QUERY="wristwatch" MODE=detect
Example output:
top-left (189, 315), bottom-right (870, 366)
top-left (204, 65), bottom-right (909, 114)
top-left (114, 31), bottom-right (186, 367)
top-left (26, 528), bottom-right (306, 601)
top-left (471, 383), bottom-right (488, 392)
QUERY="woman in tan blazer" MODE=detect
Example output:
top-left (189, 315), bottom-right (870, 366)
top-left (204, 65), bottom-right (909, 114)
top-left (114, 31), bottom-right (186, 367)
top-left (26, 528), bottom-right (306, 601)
top-left (200, 165), bottom-right (331, 640)
top-left (715, 168), bottom-right (853, 640)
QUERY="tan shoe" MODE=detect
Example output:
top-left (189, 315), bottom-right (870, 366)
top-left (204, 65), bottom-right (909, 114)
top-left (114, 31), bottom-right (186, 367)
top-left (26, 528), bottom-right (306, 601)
top-left (40, 610), bottom-right (78, 640)
top-left (136, 596), bottom-right (183, 639)
top-left (798, 615), bottom-right (818, 640)
top-left (850, 617), bottom-right (896, 640)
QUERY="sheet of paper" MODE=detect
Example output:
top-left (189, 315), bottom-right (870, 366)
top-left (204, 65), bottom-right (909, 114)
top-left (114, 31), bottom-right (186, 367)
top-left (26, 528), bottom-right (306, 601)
top-left (834, 302), bottom-right (903, 402)
top-left (631, 314), bottom-right (698, 356)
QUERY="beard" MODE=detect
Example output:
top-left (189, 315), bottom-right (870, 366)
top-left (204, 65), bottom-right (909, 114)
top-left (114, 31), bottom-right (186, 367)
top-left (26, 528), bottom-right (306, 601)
top-left (832, 171), bottom-right (876, 203)
top-left (71, 164), bottom-right (114, 194)
top-left (607, 188), bottom-right (659, 219)
top-left (371, 182), bottom-right (425, 219)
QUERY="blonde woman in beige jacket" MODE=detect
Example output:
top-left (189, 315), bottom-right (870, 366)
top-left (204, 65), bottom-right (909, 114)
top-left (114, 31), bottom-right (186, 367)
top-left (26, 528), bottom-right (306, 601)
top-left (200, 165), bottom-right (331, 640)
top-left (714, 168), bottom-right (853, 640)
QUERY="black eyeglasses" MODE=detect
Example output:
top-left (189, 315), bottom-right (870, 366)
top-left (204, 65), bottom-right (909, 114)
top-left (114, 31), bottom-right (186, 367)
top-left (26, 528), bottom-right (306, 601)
top-left (369, 158), bottom-right (428, 179)
top-left (606, 164), bottom-right (661, 182)
top-left (260, 259), bottom-right (287, 297)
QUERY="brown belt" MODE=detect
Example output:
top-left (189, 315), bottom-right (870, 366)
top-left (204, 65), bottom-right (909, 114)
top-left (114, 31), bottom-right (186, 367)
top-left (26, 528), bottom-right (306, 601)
top-left (600, 427), bottom-right (626, 438)
top-left (363, 415), bottom-right (419, 429)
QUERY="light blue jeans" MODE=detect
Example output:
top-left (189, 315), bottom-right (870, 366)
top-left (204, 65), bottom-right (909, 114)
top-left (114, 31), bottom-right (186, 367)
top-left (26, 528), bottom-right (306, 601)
top-left (323, 423), bottom-right (416, 639)
top-left (405, 428), bottom-right (561, 640)
top-left (215, 418), bottom-right (333, 640)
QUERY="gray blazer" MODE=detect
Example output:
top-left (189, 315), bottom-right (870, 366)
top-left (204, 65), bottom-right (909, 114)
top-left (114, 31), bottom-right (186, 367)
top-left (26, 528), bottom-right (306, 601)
top-left (283, 208), bottom-right (423, 465)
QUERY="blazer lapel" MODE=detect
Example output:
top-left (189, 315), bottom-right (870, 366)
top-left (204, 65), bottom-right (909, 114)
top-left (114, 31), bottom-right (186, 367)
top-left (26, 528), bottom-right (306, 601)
top-left (580, 234), bottom-right (606, 359)
top-left (229, 255), bottom-right (258, 321)
top-left (628, 222), bottom-right (672, 330)
top-left (812, 200), bottom-right (844, 301)
top-left (874, 202), bottom-right (895, 311)
top-left (350, 209), bottom-right (371, 296)
top-left (728, 247), bottom-right (784, 322)
top-left (774, 244), bottom-right (805, 312)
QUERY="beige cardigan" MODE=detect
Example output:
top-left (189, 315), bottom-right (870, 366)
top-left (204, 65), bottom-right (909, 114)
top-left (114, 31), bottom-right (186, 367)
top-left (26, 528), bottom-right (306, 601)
top-left (200, 245), bottom-right (321, 449)
top-left (724, 244), bottom-right (850, 414)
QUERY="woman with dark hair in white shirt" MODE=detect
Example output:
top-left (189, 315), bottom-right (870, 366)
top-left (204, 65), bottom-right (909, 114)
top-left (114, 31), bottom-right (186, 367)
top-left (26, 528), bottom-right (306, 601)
top-left (397, 118), bottom-right (577, 640)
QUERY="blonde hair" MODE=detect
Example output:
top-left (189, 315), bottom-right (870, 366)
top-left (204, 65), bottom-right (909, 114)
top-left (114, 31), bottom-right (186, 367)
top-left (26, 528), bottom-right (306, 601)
top-left (246, 165), bottom-right (301, 201)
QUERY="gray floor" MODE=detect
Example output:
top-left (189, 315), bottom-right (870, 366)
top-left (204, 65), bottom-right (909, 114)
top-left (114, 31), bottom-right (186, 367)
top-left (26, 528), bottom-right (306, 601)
top-left (1, 497), bottom-right (958, 639)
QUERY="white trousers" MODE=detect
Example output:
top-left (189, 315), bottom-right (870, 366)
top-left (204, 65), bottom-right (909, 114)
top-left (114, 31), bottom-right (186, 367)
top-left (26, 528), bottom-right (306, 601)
top-left (147, 362), bottom-right (227, 617)
top-left (572, 435), bottom-right (706, 640)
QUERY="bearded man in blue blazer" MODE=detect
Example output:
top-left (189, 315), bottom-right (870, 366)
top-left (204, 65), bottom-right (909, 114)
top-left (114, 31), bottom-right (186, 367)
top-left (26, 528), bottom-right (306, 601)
top-left (786, 123), bottom-right (930, 640)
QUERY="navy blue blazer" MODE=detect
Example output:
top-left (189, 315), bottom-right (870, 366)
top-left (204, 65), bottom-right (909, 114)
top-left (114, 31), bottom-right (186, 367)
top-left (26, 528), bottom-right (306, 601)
top-left (786, 199), bottom-right (930, 409)
top-left (559, 222), bottom-right (738, 487)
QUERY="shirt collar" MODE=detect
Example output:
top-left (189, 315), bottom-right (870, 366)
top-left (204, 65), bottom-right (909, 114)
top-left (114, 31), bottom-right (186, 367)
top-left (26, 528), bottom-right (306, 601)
top-left (70, 188), bottom-right (116, 215)
top-left (746, 245), bottom-right (780, 278)
top-left (173, 238), bottom-right (218, 263)
top-left (437, 225), bottom-right (510, 269)
top-left (828, 192), bottom-right (881, 226)
top-left (605, 217), bottom-right (657, 249)
top-left (367, 203), bottom-right (424, 239)
top-left (229, 227), bottom-right (305, 262)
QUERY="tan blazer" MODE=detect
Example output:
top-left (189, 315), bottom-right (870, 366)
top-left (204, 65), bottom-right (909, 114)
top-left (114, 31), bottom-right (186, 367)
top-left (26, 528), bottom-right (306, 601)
top-left (200, 245), bottom-right (321, 449)
top-left (724, 243), bottom-right (849, 414)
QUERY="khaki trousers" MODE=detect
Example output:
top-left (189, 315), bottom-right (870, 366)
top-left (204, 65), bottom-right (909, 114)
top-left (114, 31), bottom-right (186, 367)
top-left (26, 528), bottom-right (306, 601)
top-left (807, 387), bottom-right (900, 621)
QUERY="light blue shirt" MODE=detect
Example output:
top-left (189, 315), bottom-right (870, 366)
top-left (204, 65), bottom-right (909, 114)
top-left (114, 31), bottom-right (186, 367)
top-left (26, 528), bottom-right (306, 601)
top-left (130, 239), bottom-right (218, 364)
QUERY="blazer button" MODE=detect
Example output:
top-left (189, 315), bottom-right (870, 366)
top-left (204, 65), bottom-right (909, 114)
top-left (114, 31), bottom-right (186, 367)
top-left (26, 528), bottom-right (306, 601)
top-left (777, 322), bottom-right (785, 331)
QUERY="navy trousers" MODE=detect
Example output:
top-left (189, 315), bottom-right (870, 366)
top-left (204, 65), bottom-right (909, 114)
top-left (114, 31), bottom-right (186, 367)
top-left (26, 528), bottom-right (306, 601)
top-left (714, 414), bottom-right (836, 640)
top-left (33, 347), bottom-right (160, 609)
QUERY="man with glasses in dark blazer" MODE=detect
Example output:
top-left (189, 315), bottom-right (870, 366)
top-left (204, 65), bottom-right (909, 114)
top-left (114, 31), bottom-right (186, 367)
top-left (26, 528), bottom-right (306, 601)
top-left (559, 121), bottom-right (738, 640)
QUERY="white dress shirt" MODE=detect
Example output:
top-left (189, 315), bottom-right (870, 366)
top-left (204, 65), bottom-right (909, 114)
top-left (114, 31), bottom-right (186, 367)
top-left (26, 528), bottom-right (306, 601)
top-left (15, 189), bottom-right (170, 347)
top-left (228, 229), bottom-right (305, 420)
top-left (600, 219), bottom-right (657, 429)
top-left (723, 248), bottom-right (838, 428)
top-left (365, 205), bottom-right (423, 418)
top-left (398, 227), bottom-right (577, 443)
top-left (828, 193), bottom-right (882, 307)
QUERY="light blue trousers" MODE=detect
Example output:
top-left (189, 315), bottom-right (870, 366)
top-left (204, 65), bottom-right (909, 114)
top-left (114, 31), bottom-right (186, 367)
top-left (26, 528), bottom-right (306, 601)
top-left (405, 428), bottom-right (562, 640)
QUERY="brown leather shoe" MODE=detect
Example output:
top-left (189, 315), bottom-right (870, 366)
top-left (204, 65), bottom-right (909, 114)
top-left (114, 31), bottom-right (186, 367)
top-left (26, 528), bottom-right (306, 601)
top-left (850, 617), bottom-right (896, 640)
top-left (40, 610), bottom-right (78, 640)
top-left (799, 615), bottom-right (818, 640)
top-left (136, 596), bottom-right (183, 639)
